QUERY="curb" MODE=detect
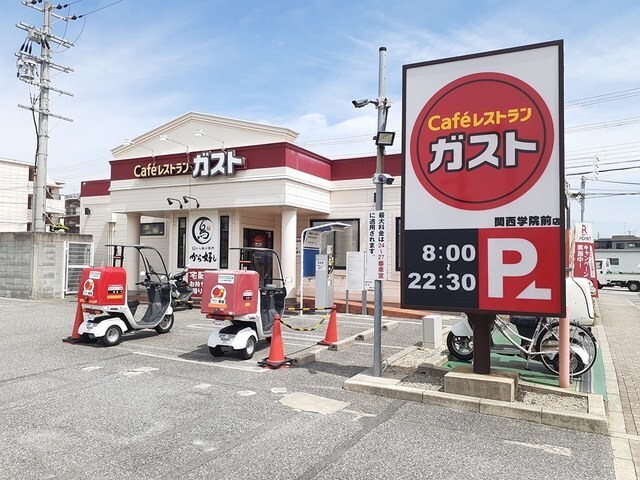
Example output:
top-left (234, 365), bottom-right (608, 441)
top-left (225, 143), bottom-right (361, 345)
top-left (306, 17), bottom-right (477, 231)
top-left (292, 320), bottom-right (399, 362)
top-left (343, 344), bottom-right (609, 436)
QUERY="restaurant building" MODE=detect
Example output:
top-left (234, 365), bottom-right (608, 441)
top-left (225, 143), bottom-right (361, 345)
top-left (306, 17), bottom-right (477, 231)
top-left (80, 112), bottom-right (402, 305)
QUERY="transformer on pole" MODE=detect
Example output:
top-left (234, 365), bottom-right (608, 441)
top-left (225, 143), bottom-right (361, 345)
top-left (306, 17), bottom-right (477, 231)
top-left (16, 1), bottom-right (74, 232)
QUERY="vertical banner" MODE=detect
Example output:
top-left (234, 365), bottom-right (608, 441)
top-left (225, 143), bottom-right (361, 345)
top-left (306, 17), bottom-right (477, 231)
top-left (402, 41), bottom-right (565, 316)
top-left (366, 210), bottom-right (387, 281)
top-left (187, 211), bottom-right (219, 298)
top-left (572, 222), bottom-right (599, 297)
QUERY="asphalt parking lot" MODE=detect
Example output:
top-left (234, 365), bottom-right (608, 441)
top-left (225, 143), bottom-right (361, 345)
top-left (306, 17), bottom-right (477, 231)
top-left (0, 297), bottom-right (615, 479)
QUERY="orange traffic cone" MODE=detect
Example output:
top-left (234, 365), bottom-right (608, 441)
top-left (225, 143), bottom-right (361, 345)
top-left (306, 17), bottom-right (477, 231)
top-left (62, 303), bottom-right (85, 344)
top-left (318, 305), bottom-right (338, 345)
top-left (259, 314), bottom-right (291, 369)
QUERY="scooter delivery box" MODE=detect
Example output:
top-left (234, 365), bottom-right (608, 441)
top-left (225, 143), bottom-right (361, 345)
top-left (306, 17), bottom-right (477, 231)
top-left (78, 267), bottom-right (127, 306)
top-left (201, 270), bottom-right (259, 316)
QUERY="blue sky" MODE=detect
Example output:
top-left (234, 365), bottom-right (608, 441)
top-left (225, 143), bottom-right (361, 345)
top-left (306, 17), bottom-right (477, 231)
top-left (2, 0), bottom-right (640, 238)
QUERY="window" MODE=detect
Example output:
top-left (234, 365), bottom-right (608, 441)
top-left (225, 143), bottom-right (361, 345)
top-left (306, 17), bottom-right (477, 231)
top-left (177, 217), bottom-right (186, 268)
top-left (628, 243), bottom-right (637, 248)
top-left (616, 243), bottom-right (625, 249)
top-left (309, 219), bottom-right (359, 269)
top-left (220, 216), bottom-right (229, 268)
top-left (396, 217), bottom-right (402, 271)
top-left (140, 222), bottom-right (165, 236)
top-left (243, 228), bottom-right (273, 249)
top-left (610, 258), bottom-right (620, 266)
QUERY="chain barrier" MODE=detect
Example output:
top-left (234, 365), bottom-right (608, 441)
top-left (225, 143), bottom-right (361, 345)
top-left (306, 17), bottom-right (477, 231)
top-left (280, 306), bottom-right (336, 332)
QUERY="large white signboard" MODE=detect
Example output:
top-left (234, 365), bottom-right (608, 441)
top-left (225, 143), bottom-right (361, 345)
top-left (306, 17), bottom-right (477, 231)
top-left (402, 41), bottom-right (565, 316)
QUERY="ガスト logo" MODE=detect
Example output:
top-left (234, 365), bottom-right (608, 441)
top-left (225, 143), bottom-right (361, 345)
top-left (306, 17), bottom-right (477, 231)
top-left (410, 72), bottom-right (554, 210)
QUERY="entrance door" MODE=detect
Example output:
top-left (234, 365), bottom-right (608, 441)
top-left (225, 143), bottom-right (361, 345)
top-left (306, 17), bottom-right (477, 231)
top-left (242, 228), bottom-right (274, 286)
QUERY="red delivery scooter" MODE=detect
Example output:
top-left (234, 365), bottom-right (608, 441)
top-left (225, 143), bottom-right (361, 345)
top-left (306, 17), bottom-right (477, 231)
top-left (201, 248), bottom-right (289, 359)
top-left (77, 244), bottom-right (174, 346)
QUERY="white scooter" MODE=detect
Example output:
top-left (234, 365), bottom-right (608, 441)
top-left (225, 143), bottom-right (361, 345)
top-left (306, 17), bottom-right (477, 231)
top-left (77, 244), bottom-right (174, 346)
top-left (201, 248), bottom-right (288, 359)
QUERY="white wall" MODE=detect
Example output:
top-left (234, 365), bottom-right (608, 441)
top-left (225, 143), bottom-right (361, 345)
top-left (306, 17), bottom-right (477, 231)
top-left (596, 250), bottom-right (640, 273)
top-left (0, 160), bottom-right (30, 232)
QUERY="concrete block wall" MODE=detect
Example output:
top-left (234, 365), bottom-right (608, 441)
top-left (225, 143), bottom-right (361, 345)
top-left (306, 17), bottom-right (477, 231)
top-left (0, 232), bottom-right (92, 299)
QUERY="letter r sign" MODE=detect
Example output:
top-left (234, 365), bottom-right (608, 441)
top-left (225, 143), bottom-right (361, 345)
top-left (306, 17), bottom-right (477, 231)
top-left (477, 227), bottom-right (562, 314)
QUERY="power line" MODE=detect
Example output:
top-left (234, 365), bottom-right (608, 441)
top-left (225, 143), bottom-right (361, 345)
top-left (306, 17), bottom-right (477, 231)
top-left (69, 0), bottom-right (125, 19)
top-left (565, 88), bottom-right (640, 109)
top-left (565, 116), bottom-right (640, 133)
top-left (566, 164), bottom-right (640, 177)
top-left (592, 179), bottom-right (640, 186)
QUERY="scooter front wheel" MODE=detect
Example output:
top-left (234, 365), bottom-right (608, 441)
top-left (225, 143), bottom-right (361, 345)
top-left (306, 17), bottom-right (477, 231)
top-left (102, 325), bottom-right (122, 347)
top-left (209, 346), bottom-right (224, 357)
top-left (446, 331), bottom-right (474, 361)
top-left (155, 314), bottom-right (174, 334)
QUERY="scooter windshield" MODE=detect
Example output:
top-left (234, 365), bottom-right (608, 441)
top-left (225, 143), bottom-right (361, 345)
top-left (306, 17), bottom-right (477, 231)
top-left (245, 251), bottom-right (284, 289)
top-left (138, 247), bottom-right (169, 283)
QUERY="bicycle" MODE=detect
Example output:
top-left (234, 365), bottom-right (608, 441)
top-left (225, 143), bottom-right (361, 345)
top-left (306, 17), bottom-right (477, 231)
top-left (447, 314), bottom-right (598, 377)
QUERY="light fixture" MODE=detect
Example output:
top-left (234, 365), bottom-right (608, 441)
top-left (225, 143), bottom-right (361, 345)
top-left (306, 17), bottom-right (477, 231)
top-left (167, 197), bottom-right (183, 209)
top-left (159, 134), bottom-right (190, 154)
top-left (183, 195), bottom-right (200, 208)
top-left (123, 138), bottom-right (155, 158)
top-left (375, 131), bottom-right (395, 147)
top-left (194, 129), bottom-right (225, 151)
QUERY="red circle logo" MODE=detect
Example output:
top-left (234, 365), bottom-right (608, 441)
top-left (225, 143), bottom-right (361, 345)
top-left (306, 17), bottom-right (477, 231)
top-left (410, 72), bottom-right (554, 210)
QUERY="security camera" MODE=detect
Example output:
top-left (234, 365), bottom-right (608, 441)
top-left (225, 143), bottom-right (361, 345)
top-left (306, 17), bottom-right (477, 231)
top-left (352, 99), bottom-right (371, 108)
top-left (373, 173), bottom-right (395, 185)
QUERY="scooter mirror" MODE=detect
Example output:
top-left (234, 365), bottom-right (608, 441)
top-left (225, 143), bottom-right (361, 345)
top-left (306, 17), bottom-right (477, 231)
top-left (140, 271), bottom-right (146, 277)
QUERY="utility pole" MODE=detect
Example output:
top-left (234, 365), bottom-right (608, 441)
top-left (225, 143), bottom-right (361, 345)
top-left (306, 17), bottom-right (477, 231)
top-left (580, 176), bottom-right (586, 222)
top-left (16, 1), bottom-right (74, 232)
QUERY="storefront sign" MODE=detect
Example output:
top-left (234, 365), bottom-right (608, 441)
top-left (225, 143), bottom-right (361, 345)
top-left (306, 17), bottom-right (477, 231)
top-left (192, 150), bottom-right (246, 177)
top-left (132, 150), bottom-right (246, 179)
top-left (188, 213), bottom-right (219, 270)
top-left (187, 269), bottom-right (206, 298)
top-left (402, 41), bottom-right (565, 316)
top-left (134, 162), bottom-right (191, 178)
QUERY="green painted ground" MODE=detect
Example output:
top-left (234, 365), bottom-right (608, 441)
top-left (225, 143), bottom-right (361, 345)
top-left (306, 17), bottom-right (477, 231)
top-left (442, 330), bottom-right (606, 395)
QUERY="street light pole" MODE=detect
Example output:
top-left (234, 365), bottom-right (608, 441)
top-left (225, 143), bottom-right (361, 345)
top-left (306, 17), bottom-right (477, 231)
top-left (373, 47), bottom-right (388, 377)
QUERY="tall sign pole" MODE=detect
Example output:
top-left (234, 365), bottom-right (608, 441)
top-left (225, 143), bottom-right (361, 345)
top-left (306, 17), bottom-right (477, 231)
top-left (372, 47), bottom-right (388, 377)
top-left (16, 1), bottom-right (74, 231)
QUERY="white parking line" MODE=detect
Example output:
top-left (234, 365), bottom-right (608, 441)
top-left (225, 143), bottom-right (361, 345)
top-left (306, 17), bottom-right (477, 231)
top-left (350, 343), bottom-right (407, 350)
top-left (131, 351), bottom-right (269, 373)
